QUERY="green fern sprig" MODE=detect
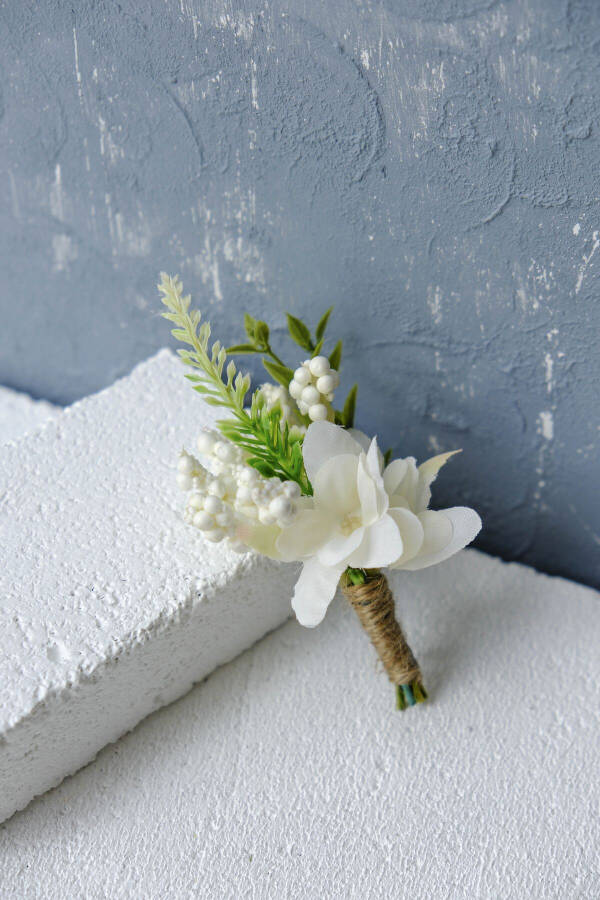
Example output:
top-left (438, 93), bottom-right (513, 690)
top-left (158, 273), bottom-right (311, 492)
top-left (159, 272), bottom-right (250, 414)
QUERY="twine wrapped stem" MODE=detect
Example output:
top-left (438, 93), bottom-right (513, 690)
top-left (341, 568), bottom-right (427, 710)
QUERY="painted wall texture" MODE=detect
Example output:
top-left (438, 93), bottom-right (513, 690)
top-left (0, 1), bottom-right (598, 588)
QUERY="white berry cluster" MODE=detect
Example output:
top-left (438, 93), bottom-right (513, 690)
top-left (288, 356), bottom-right (340, 422)
top-left (257, 382), bottom-right (295, 422)
top-left (176, 430), bottom-right (301, 549)
top-left (256, 382), bottom-right (307, 438)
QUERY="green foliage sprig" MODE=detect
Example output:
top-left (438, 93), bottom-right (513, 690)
top-left (227, 303), bottom-right (356, 427)
top-left (159, 273), bottom-right (311, 492)
top-left (160, 272), bottom-right (359, 485)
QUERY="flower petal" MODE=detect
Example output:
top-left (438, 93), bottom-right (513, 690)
top-left (387, 507), bottom-right (425, 567)
top-left (383, 458), bottom-right (408, 496)
top-left (365, 436), bottom-right (384, 478)
top-left (349, 429), bottom-right (385, 471)
top-left (302, 421), bottom-right (363, 484)
top-left (313, 454), bottom-right (360, 517)
top-left (383, 457), bottom-right (419, 510)
top-left (291, 558), bottom-right (344, 628)
top-left (415, 450), bottom-right (461, 512)
top-left (318, 526), bottom-right (365, 567)
top-left (366, 439), bottom-right (388, 517)
top-left (357, 454), bottom-right (379, 526)
top-left (348, 428), bottom-right (372, 454)
top-left (276, 509), bottom-right (334, 561)
top-left (346, 514), bottom-right (404, 568)
top-left (236, 522), bottom-right (283, 560)
top-left (402, 506), bottom-right (481, 571)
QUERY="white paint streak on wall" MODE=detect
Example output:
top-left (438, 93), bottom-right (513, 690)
top-left (104, 192), bottom-right (116, 252)
top-left (428, 434), bottom-right (442, 453)
top-left (72, 27), bottom-right (84, 109)
top-left (427, 285), bottom-right (442, 325)
top-left (49, 165), bottom-right (64, 221)
top-left (575, 230), bottom-right (599, 294)
top-left (250, 59), bottom-right (259, 110)
top-left (193, 230), bottom-right (223, 303)
top-left (97, 115), bottom-right (123, 164)
top-left (114, 209), bottom-right (153, 258)
top-left (538, 410), bottom-right (554, 441)
top-left (52, 234), bottom-right (77, 272)
top-left (8, 171), bottom-right (20, 219)
top-left (544, 353), bottom-right (553, 394)
top-left (223, 236), bottom-right (265, 288)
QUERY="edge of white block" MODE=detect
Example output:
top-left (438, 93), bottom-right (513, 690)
top-left (1, 553), bottom-right (294, 823)
top-left (0, 350), bottom-right (297, 822)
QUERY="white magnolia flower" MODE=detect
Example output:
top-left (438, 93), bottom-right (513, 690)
top-left (275, 422), bottom-right (482, 628)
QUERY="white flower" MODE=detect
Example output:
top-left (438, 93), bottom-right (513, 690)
top-left (276, 422), bottom-right (481, 628)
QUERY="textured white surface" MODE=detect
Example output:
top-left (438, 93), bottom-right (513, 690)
top-left (0, 350), bottom-right (296, 823)
top-left (0, 549), bottom-right (598, 899)
top-left (0, 385), bottom-right (59, 444)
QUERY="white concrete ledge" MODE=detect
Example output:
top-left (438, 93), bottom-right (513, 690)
top-left (1, 549), bottom-right (598, 897)
top-left (0, 350), bottom-right (296, 823)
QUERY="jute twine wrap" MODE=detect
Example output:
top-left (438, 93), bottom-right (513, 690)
top-left (341, 570), bottom-right (422, 687)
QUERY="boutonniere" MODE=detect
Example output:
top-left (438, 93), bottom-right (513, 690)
top-left (160, 273), bottom-right (481, 710)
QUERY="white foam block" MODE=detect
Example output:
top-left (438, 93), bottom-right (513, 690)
top-left (1, 550), bottom-right (598, 897)
top-left (0, 350), bottom-right (297, 823)
top-left (0, 386), bottom-right (59, 444)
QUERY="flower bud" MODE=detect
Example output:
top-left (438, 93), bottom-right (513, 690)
top-left (197, 431), bottom-right (216, 455)
top-left (316, 374), bottom-right (336, 394)
top-left (204, 495), bottom-right (223, 515)
top-left (309, 356), bottom-right (329, 377)
top-left (301, 385), bottom-right (320, 406)
top-left (293, 366), bottom-right (311, 386)
top-left (308, 403), bottom-right (328, 421)
top-left (176, 473), bottom-right (192, 491)
top-left (193, 510), bottom-right (214, 530)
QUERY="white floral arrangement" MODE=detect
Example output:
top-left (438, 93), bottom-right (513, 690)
top-left (160, 273), bottom-right (481, 710)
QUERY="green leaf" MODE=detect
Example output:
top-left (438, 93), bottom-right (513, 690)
top-left (226, 343), bottom-right (259, 354)
top-left (247, 458), bottom-right (275, 478)
top-left (341, 384), bottom-right (358, 428)
top-left (311, 338), bottom-right (325, 358)
top-left (315, 306), bottom-right (333, 341)
top-left (254, 320), bottom-right (270, 347)
top-left (244, 313), bottom-right (257, 341)
top-left (262, 359), bottom-right (294, 388)
top-left (286, 313), bottom-right (314, 351)
top-left (383, 447), bottom-right (393, 466)
top-left (329, 340), bottom-right (342, 370)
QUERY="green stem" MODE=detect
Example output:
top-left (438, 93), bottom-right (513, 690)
top-left (265, 346), bottom-right (286, 367)
top-left (396, 681), bottom-right (428, 711)
top-left (345, 566), bottom-right (367, 586)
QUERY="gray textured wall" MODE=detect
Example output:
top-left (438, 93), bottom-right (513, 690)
top-left (1, 1), bottom-right (599, 588)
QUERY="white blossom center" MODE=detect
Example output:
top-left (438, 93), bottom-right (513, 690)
top-left (340, 511), bottom-right (363, 536)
